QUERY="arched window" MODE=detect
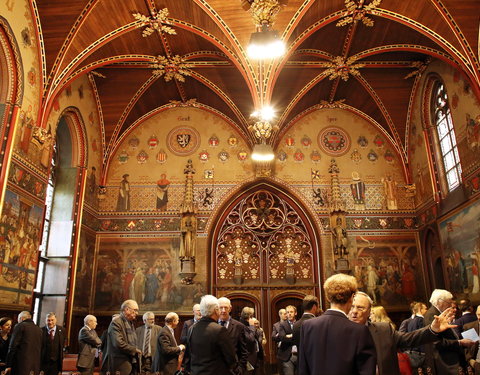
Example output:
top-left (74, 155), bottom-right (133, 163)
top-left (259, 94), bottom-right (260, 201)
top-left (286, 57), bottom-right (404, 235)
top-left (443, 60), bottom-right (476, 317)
top-left (431, 81), bottom-right (462, 192)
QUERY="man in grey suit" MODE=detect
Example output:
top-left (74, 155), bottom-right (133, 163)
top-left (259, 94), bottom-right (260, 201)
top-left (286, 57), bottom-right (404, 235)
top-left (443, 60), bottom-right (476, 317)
top-left (135, 311), bottom-right (161, 373)
top-left (153, 312), bottom-right (185, 374)
top-left (349, 292), bottom-right (459, 375)
top-left (107, 299), bottom-right (142, 375)
top-left (77, 315), bottom-right (102, 375)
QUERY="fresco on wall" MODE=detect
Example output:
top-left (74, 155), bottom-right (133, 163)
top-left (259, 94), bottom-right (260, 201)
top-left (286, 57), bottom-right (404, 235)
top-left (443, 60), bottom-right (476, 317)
top-left (94, 237), bottom-right (205, 313)
top-left (350, 235), bottom-right (426, 306)
top-left (73, 228), bottom-right (96, 310)
top-left (438, 199), bottom-right (480, 298)
top-left (0, 189), bottom-right (43, 307)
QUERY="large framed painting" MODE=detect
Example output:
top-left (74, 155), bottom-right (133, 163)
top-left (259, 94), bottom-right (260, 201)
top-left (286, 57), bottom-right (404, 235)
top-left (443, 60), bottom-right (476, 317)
top-left (350, 234), bottom-right (426, 307)
top-left (438, 198), bottom-right (480, 298)
top-left (0, 189), bottom-right (43, 307)
top-left (93, 236), bottom-right (206, 314)
top-left (73, 227), bottom-right (97, 311)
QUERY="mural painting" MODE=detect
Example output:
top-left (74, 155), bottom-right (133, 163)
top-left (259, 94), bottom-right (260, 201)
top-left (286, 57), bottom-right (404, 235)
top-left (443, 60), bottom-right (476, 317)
top-left (73, 228), bottom-right (96, 310)
top-left (438, 199), bottom-right (480, 298)
top-left (94, 237), bottom-right (205, 313)
top-left (350, 235), bottom-right (426, 307)
top-left (0, 189), bottom-right (43, 307)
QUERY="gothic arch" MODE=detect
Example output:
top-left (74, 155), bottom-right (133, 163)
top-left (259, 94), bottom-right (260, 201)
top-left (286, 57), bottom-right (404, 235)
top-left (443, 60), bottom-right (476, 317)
top-left (0, 16), bottom-right (23, 206)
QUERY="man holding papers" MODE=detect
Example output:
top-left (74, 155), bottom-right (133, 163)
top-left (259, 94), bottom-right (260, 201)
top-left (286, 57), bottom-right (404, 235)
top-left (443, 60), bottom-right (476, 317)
top-left (463, 305), bottom-right (480, 373)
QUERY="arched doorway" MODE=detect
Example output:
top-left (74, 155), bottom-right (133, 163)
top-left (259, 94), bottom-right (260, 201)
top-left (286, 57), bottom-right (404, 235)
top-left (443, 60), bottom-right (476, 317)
top-left (209, 180), bottom-right (322, 365)
top-left (424, 227), bottom-right (446, 290)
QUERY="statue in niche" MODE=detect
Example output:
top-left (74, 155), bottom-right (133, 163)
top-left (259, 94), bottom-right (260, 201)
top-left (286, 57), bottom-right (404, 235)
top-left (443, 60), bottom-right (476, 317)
top-left (332, 217), bottom-right (348, 258)
top-left (382, 174), bottom-right (398, 210)
top-left (179, 214), bottom-right (196, 260)
top-left (116, 174), bottom-right (130, 211)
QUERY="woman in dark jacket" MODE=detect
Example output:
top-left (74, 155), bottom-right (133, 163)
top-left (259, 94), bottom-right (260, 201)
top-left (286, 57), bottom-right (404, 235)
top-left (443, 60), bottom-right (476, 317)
top-left (0, 317), bottom-right (12, 372)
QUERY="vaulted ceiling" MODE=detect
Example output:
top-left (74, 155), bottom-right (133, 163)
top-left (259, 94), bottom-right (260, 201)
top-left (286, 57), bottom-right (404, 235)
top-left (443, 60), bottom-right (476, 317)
top-left (34, 0), bottom-right (480, 171)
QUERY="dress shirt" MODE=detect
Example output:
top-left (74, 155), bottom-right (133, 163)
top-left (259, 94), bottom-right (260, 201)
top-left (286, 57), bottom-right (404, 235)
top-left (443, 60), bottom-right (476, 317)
top-left (218, 318), bottom-right (231, 329)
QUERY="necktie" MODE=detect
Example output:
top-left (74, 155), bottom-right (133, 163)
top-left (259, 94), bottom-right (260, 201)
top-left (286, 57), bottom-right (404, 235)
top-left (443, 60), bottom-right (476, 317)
top-left (144, 327), bottom-right (151, 356)
top-left (49, 329), bottom-right (54, 341)
top-left (220, 320), bottom-right (226, 327)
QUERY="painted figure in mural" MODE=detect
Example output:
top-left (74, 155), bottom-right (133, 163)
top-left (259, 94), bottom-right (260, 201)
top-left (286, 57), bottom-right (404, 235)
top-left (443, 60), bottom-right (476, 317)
top-left (156, 174), bottom-right (170, 211)
top-left (466, 113), bottom-right (480, 150)
top-left (382, 174), bottom-right (398, 210)
top-left (367, 265), bottom-right (379, 303)
top-left (116, 174), bottom-right (130, 211)
top-left (350, 172), bottom-right (366, 209)
top-left (179, 214), bottom-right (196, 259)
top-left (332, 217), bottom-right (348, 257)
top-left (88, 167), bottom-right (97, 197)
top-left (144, 268), bottom-right (159, 304)
top-left (132, 267), bottom-right (145, 304)
top-left (161, 267), bottom-right (172, 304)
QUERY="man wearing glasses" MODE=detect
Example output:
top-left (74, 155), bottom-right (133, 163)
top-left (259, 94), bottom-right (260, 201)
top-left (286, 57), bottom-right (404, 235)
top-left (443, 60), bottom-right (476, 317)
top-left (424, 289), bottom-right (474, 374)
top-left (107, 300), bottom-right (142, 375)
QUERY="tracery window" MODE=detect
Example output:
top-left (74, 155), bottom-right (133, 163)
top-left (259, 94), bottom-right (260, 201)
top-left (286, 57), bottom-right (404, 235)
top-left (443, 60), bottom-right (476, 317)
top-left (431, 81), bottom-right (462, 192)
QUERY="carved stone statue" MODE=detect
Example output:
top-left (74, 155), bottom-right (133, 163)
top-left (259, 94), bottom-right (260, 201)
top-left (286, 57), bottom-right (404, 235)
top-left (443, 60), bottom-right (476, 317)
top-left (179, 213), bottom-right (196, 260)
top-left (332, 217), bottom-right (348, 257)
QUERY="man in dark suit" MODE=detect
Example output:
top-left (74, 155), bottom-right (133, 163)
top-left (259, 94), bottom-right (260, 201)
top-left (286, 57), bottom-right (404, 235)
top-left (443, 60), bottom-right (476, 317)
top-left (180, 303), bottom-right (201, 373)
top-left (454, 299), bottom-right (477, 336)
top-left (188, 295), bottom-right (237, 374)
top-left (180, 303), bottom-right (201, 345)
top-left (41, 312), bottom-right (65, 375)
top-left (398, 301), bottom-right (417, 333)
top-left (298, 273), bottom-right (376, 375)
top-left (107, 299), bottom-right (142, 375)
top-left (135, 311), bottom-right (161, 373)
top-left (462, 305), bottom-right (480, 374)
top-left (5, 311), bottom-right (42, 375)
top-left (218, 296), bottom-right (249, 374)
top-left (77, 314), bottom-right (102, 375)
top-left (272, 308), bottom-right (287, 375)
top-left (350, 292), bottom-right (457, 375)
top-left (153, 312), bottom-right (185, 375)
top-left (277, 305), bottom-right (298, 375)
top-left (292, 295), bottom-right (320, 350)
top-left (423, 289), bottom-right (474, 375)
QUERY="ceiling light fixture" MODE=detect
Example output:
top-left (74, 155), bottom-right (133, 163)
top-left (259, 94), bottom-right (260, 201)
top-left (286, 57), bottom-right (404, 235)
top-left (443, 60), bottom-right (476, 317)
top-left (247, 24), bottom-right (285, 59)
top-left (251, 143), bottom-right (275, 162)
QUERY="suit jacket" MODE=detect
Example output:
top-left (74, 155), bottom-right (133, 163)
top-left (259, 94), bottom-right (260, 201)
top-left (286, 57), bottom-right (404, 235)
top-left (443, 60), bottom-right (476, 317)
top-left (152, 326), bottom-right (181, 374)
top-left (463, 320), bottom-right (480, 374)
top-left (41, 324), bottom-right (65, 371)
top-left (107, 315), bottom-right (138, 375)
top-left (6, 319), bottom-right (42, 375)
top-left (298, 310), bottom-right (376, 375)
top-left (454, 312), bottom-right (477, 337)
top-left (399, 317), bottom-right (413, 333)
top-left (180, 319), bottom-right (195, 345)
top-left (188, 316), bottom-right (237, 375)
top-left (224, 318), bottom-right (249, 370)
top-left (77, 326), bottom-right (102, 369)
top-left (135, 324), bottom-right (161, 359)
top-left (424, 305), bottom-right (465, 375)
top-left (368, 322), bottom-right (438, 375)
top-left (272, 321), bottom-right (282, 344)
top-left (293, 313), bottom-right (315, 349)
top-left (277, 319), bottom-right (296, 362)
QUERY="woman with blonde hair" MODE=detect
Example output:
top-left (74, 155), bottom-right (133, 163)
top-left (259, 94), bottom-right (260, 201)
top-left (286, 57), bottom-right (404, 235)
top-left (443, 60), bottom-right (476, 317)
top-left (370, 306), bottom-right (396, 330)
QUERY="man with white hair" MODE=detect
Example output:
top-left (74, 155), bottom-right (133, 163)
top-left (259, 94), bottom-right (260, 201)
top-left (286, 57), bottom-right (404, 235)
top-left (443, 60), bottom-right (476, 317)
top-left (218, 296), bottom-right (251, 374)
top-left (5, 311), bottom-right (42, 375)
top-left (153, 312), bottom-right (185, 374)
top-left (349, 292), bottom-right (458, 375)
top-left (135, 311), bottom-right (161, 373)
top-left (188, 295), bottom-right (237, 374)
top-left (423, 289), bottom-right (474, 374)
top-left (77, 315), bottom-right (102, 375)
top-left (107, 299), bottom-right (142, 375)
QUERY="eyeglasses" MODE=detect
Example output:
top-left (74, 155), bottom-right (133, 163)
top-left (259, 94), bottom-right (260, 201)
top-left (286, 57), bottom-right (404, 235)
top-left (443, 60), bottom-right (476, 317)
top-left (128, 307), bottom-right (139, 313)
top-left (351, 305), bottom-right (368, 312)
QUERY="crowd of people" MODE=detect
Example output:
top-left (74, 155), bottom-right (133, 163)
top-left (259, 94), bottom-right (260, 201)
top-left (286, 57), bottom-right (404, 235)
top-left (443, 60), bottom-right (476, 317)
top-left (2, 273), bottom-right (480, 375)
